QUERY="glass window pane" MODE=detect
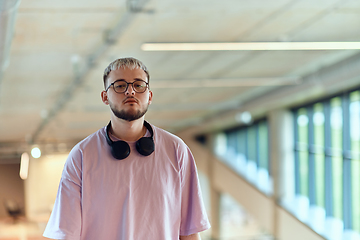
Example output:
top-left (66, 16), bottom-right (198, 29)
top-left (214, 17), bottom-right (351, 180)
top-left (258, 121), bottom-right (269, 171)
top-left (228, 132), bottom-right (236, 150)
top-left (350, 91), bottom-right (360, 232)
top-left (298, 108), bottom-right (309, 145)
top-left (237, 129), bottom-right (247, 157)
top-left (297, 108), bottom-right (309, 197)
top-left (247, 125), bottom-right (257, 163)
top-left (330, 97), bottom-right (343, 220)
top-left (313, 103), bottom-right (325, 208)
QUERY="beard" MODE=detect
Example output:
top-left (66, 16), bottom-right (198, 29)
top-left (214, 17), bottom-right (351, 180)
top-left (109, 101), bottom-right (149, 122)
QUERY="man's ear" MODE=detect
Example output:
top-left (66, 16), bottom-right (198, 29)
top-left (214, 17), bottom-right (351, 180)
top-left (101, 91), bottom-right (109, 105)
top-left (148, 90), bottom-right (153, 105)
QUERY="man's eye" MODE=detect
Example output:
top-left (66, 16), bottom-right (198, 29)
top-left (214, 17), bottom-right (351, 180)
top-left (115, 84), bottom-right (126, 89)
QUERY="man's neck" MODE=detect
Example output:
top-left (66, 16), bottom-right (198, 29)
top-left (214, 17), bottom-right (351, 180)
top-left (110, 117), bottom-right (146, 142)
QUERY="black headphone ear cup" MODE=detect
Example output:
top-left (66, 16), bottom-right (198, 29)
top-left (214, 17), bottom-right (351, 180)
top-left (136, 137), bottom-right (154, 156)
top-left (111, 141), bottom-right (131, 160)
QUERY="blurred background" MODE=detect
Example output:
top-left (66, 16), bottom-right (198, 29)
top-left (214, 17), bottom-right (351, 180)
top-left (0, 0), bottom-right (360, 239)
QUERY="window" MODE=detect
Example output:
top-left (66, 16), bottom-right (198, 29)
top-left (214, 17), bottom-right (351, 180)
top-left (215, 119), bottom-right (271, 195)
top-left (293, 89), bottom-right (360, 238)
top-left (350, 91), bottom-right (360, 234)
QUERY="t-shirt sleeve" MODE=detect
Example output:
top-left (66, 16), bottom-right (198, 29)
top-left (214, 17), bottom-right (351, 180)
top-left (43, 147), bottom-right (83, 240)
top-left (179, 144), bottom-right (211, 236)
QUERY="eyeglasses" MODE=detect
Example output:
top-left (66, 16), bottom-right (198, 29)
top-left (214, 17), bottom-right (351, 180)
top-left (105, 80), bottom-right (149, 93)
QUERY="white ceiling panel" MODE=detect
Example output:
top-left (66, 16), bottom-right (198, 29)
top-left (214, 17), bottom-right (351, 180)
top-left (1, 0), bottom-right (360, 159)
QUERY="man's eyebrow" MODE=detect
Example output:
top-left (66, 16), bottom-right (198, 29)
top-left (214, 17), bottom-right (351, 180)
top-left (113, 78), bottom-right (146, 82)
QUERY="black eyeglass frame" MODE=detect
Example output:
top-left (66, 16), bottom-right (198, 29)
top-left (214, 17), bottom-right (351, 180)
top-left (105, 79), bottom-right (149, 93)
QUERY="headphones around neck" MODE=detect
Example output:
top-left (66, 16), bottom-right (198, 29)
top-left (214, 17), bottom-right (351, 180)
top-left (105, 121), bottom-right (155, 160)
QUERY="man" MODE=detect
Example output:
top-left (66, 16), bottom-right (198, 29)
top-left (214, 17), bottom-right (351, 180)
top-left (43, 57), bottom-right (210, 240)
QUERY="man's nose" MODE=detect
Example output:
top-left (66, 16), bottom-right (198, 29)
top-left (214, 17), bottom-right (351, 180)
top-left (125, 83), bottom-right (136, 95)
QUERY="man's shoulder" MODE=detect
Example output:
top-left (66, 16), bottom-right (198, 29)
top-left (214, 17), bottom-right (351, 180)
top-left (72, 126), bottom-right (106, 151)
top-left (150, 124), bottom-right (192, 156)
top-left (152, 124), bottom-right (184, 144)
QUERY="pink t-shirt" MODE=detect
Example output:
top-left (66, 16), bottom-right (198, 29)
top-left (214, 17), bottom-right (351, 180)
top-left (43, 123), bottom-right (210, 240)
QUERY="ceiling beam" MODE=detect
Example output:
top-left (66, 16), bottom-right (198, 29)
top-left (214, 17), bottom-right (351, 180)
top-left (0, 0), bottom-right (21, 92)
top-left (150, 77), bottom-right (301, 88)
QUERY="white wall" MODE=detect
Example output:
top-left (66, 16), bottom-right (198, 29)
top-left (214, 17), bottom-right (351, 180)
top-left (24, 154), bottom-right (67, 222)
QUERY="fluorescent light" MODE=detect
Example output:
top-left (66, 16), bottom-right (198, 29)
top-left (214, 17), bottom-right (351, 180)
top-left (150, 77), bottom-right (300, 88)
top-left (235, 111), bottom-right (252, 124)
top-left (141, 42), bottom-right (360, 51)
top-left (31, 147), bottom-right (41, 158)
top-left (20, 153), bottom-right (30, 180)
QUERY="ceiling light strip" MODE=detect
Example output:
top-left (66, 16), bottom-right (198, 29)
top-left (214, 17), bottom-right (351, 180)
top-left (141, 42), bottom-right (360, 51)
top-left (150, 77), bottom-right (301, 88)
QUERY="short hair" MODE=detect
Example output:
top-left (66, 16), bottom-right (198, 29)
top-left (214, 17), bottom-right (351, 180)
top-left (103, 57), bottom-right (150, 88)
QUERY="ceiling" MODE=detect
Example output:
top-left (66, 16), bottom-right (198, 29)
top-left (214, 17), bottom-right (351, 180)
top-left (1, 0), bottom-right (360, 161)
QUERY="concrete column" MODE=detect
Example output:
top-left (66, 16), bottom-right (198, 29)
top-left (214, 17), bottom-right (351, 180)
top-left (268, 109), bottom-right (295, 238)
top-left (209, 186), bottom-right (221, 239)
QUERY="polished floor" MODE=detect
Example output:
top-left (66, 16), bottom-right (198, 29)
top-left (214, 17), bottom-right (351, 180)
top-left (0, 217), bottom-right (271, 240)
top-left (0, 217), bottom-right (47, 240)
top-left (0, 195), bottom-right (273, 240)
